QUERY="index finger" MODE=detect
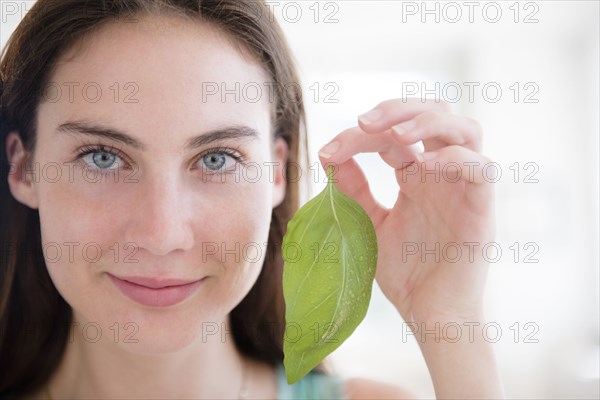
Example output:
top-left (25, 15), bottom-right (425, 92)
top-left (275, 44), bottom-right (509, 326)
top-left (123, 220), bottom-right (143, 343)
top-left (358, 98), bottom-right (451, 134)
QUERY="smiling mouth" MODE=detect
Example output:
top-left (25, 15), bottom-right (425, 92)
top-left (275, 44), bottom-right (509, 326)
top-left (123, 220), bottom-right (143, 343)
top-left (106, 273), bottom-right (205, 307)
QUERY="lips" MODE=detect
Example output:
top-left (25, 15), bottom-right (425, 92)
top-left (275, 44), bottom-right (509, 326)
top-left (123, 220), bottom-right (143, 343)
top-left (107, 273), bottom-right (205, 308)
top-left (108, 274), bottom-right (202, 289)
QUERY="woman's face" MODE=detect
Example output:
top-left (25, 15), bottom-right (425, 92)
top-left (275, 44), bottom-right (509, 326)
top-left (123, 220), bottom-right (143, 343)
top-left (10, 16), bottom-right (287, 353)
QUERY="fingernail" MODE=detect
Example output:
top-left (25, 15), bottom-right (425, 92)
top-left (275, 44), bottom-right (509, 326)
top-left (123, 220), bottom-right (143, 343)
top-left (318, 141), bottom-right (340, 159)
top-left (358, 108), bottom-right (384, 125)
top-left (392, 120), bottom-right (416, 137)
top-left (416, 151), bottom-right (437, 162)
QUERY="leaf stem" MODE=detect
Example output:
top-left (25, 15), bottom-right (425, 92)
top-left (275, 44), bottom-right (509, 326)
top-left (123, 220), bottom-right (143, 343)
top-left (327, 164), bottom-right (334, 184)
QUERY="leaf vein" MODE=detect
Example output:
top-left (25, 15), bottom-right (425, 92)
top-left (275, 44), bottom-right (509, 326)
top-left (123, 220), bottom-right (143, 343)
top-left (289, 226), bottom-right (335, 311)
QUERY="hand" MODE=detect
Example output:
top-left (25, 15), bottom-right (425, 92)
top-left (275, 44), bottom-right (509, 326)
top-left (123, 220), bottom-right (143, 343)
top-left (317, 99), bottom-right (496, 326)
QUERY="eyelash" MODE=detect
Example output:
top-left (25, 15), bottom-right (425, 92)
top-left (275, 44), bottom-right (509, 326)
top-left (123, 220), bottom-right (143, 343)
top-left (74, 144), bottom-right (245, 175)
top-left (201, 146), bottom-right (244, 163)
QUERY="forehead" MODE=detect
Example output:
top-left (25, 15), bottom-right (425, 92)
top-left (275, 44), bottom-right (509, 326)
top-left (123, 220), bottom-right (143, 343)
top-left (40, 14), bottom-right (272, 143)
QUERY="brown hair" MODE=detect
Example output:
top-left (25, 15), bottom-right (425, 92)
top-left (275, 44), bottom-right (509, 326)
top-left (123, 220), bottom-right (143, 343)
top-left (0, 0), bottom-right (308, 396)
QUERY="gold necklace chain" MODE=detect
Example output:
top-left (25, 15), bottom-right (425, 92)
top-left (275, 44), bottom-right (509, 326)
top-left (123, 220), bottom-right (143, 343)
top-left (45, 357), bottom-right (250, 399)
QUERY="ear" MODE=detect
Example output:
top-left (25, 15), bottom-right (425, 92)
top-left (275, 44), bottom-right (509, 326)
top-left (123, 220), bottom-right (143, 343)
top-left (6, 132), bottom-right (39, 209)
top-left (271, 136), bottom-right (288, 209)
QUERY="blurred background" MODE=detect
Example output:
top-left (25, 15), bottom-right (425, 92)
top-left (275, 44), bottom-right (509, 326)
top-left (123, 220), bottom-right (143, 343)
top-left (2, 1), bottom-right (599, 398)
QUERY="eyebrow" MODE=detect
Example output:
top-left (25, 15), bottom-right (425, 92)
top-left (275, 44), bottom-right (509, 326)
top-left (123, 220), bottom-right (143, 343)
top-left (56, 120), bottom-right (260, 151)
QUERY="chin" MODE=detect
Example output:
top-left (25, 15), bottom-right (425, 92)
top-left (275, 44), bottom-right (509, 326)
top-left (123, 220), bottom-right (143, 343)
top-left (69, 291), bottom-right (229, 355)
top-left (114, 319), bottom-right (206, 355)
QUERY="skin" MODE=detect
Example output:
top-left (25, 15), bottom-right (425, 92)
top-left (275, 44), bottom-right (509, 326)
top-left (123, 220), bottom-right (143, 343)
top-left (6, 13), bottom-right (504, 400)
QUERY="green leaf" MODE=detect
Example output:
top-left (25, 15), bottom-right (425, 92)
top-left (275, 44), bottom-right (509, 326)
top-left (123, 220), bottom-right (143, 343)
top-left (282, 164), bottom-right (378, 384)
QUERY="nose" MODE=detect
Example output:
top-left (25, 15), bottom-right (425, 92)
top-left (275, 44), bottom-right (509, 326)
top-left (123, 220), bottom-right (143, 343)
top-left (124, 173), bottom-right (194, 256)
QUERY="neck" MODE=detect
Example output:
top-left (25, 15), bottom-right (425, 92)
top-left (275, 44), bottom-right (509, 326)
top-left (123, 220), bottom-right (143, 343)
top-left (46, 311), bottom-right (246, 399)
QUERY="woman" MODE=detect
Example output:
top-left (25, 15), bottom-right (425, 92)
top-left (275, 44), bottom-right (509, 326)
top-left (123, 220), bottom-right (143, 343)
top-left (0, 0), bottom-right (505, 398)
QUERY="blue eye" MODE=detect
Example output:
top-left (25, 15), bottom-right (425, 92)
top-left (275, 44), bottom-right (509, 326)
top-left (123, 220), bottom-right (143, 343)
top-left (202, 153), bottom-right (227, 170)
top-left (198, 148), bottom-right (242, 172)
top-left (91, 151), bottom-right (118, 169)
top-left (76, 145), bottom-right (125, 172)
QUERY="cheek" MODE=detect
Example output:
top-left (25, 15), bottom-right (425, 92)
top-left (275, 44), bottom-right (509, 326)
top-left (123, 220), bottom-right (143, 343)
top-left (36, 174), bottom-right (122, 270)
top-left (199, 182), bottom-right (274, 303)
top-left (34, 167), bottom-right (137, 320)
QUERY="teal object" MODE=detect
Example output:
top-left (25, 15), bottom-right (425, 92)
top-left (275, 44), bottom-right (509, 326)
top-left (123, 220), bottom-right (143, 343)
top-left (276, 363), bottom-right (347, 399)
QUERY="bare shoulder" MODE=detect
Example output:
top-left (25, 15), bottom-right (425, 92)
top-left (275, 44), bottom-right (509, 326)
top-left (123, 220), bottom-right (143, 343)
top-left (342, 377), bottom-right (419, 400)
